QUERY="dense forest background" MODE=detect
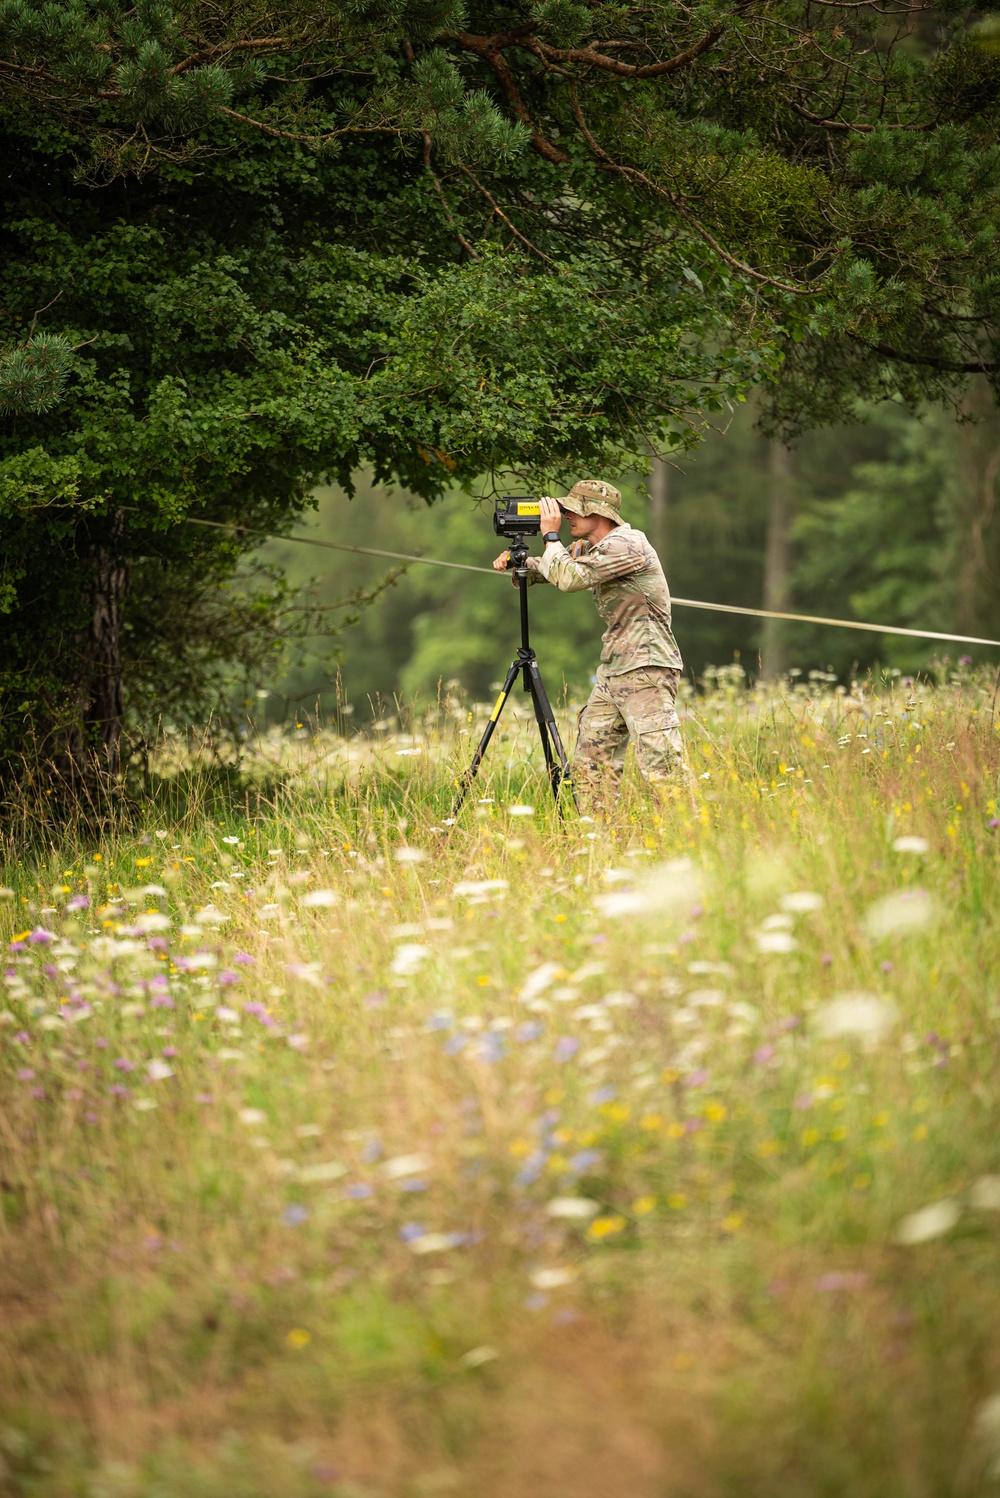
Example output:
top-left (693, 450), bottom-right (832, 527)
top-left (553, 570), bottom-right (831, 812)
top-left (255, 385), bottom-right (1000, 723)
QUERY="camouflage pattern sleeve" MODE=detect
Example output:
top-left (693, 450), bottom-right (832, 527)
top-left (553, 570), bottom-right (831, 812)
top-left (537, 532), bottom-right (643, 592)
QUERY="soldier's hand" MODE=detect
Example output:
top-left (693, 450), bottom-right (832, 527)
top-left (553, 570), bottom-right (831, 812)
top-left (538, 495), bottom-right (562, 535)
top-left (493, 550), bottom-right (511, 572)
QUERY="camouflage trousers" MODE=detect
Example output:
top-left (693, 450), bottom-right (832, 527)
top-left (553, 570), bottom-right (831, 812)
top-left (574, 665), bottom-right (685, 787)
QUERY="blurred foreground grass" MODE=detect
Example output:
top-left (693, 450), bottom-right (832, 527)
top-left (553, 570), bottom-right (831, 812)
top-left (2, 667), bottom-right (1000, 1498)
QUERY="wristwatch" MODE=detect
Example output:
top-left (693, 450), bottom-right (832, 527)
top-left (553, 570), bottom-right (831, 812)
top-left (543, 531), bottom-right (562, 544)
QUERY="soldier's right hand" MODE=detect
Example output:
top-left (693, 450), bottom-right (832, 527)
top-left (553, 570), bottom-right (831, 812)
top-left (492, 551), bottom-right (511, 571)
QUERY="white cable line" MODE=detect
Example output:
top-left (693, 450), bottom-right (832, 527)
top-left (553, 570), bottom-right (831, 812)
top-left (181, 514), bottom-right (1000, 650)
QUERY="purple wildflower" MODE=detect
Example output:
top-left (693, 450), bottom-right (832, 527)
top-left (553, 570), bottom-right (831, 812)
top-left (816, 1271), bottom-right (869, 1293)
top-left (515, 1021), bottom-right (544, 1043)
top-left (553, 1036), bottom-right (579, 1063)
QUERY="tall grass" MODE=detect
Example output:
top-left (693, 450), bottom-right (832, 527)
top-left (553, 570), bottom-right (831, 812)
top-left (1, 665), bottom-right (999, 1498)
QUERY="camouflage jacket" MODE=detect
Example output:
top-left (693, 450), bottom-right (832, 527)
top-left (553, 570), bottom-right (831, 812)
top-left (525, 523), bottom-right (683, 675)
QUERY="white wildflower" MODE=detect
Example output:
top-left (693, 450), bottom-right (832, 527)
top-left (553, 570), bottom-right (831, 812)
top-left (301, 888), bottom-right (338, 908)
top-left (529, 1267), bottom-right (578, 1289)
top-left (780, 891), bottom-right (825, 913)
top-left (390, 943), bottom-right (431, 976)
top-left (135, 912), bottom-right (171, 933)
top-left (687, 988), bottom-right (726, 1008)
top-left (864, 888), bottom-right (937, 939)
top-left (761, 913), bottom-right (795, 931)
top-left (393, 847), bottom-right (427, 864)
top-left (546, 1197), bottom-right (600, 1220)
top-left (195, 905), bottom-right (230, 926)
top-left (509, 805), bottom-right (535, 816)
top-left (460, 1345), bottom-right (499, 1367)
top-left (813, 992), bottom-right (898, 1044)
top-left (518, 961), bottom-right (562, 1003)
top-left (409, 1232), bottom-right (464, 1255)
top-left (895, 1198), bottom-right (960, 1245)
top-left (238, 1107), bottom-right (267, 1126)
top-left (604, 990), bottom-right (637, 1008)
top-left (297, 1160), bottom-right (347, 1184)
top-left (382, 1153), bottom-right (431, 1180)
top-left (594, 857), bottom-right (700, 920)
top-left (453, 878), bottom-right (509, 900)
top-left (146, 1059), bottom-right (174, 1082)
top-left (892, 836), bottom-right (929, 855)
top-left (755, 931), bottom-right (798, 954)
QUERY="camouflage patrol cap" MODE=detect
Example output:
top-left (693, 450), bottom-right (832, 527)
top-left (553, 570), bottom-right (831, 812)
top-left (556, 479), bottom-right (624, 525)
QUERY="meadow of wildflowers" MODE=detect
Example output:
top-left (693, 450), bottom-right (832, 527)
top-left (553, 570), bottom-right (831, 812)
top-left (1, 664), bottom-right (999, 1497)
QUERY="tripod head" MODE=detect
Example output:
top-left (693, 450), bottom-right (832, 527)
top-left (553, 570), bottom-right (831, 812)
top-left (506, 535), bottom-right (531, 574)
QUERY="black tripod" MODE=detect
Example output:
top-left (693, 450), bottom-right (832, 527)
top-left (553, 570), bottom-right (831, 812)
top-left (449, 537), bottom-right (579, 819)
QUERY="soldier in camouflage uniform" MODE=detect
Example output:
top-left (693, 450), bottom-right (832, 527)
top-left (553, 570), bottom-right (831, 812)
top-left (493, 479), bottom-right (688, 795)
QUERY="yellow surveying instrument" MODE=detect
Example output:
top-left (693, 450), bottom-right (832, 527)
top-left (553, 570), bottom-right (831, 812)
top-left (448, 498), bottom-right (579, 820)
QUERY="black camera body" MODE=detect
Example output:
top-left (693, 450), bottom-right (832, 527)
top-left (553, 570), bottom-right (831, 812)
top-left (493, 495), bottom-right (541, 538)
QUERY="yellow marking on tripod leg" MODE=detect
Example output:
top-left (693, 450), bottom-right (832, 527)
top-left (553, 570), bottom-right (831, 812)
top-left (489, 690), bottom-right (508, 723)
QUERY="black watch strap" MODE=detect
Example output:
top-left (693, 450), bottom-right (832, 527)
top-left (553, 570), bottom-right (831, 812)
top-left (543, 531), bottom-right (562, 543)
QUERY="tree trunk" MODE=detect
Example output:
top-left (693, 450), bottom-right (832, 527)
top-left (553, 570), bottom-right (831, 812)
top-left (953, 378), bottom-right (1000, 641)
top-left (648, 453), bottom-right (669, 568)
top-left (85, 540), bottom-right (128, 777)
top-left (761, 441), bottom-right (794, 679)
top-left (48, 514), bottom-right (129, 808)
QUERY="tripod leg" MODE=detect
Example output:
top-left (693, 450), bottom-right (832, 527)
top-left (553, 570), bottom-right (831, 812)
top-left (448, 657), bottom-right (520, 819)
top-left (528, 669), bottom-right (559, 795)
top-left (527, 662), bottom-right (580, 813)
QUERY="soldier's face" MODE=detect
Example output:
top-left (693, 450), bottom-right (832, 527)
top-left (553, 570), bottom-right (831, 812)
top-left (567, 510), bottom-right (607, 541)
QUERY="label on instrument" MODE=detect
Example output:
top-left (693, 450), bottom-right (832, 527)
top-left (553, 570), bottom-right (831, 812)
top-left (512, 502), bottom-right (540, 516)
top-left (489, 690), bottom-right (507, 722)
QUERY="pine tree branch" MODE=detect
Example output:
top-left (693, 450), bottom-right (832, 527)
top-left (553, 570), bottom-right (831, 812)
top-left (861, 340), bottom-right (998, 373)
top-left (515, 25), bottom-right (726, 79)
top-left (568, 81), bottom-right (814, 296)
top-left (421, 133), bottom-right (481, 259)
top-left (441, 28), bottom-right (569, 162)
top-left (454, 164), bottom-right (556, 264)
top-left (785, 98), bottom-right (928, 132)
top-left (169, 37), bottom-right (293, 77)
